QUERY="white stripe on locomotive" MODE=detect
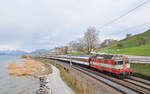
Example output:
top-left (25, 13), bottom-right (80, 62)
top-left (91, 62), bottom-right (130, 69)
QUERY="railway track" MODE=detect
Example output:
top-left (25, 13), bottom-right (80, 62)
top-left (123, 79), bottom-right (150, 91)
top-left (47, 57), bottom-right (150, 94)
top-left (129, 76), bottom-right (150, 86)
top-left (72, 65), bottom-right (150, 94)
top-left (72, 65), bottom-right (138, 94)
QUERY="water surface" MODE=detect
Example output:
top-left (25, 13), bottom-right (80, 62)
top-left (0, 55), bottom-right (39, 94)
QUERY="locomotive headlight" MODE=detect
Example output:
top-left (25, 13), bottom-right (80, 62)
top-left (119, 69), bottom-right (122, 73)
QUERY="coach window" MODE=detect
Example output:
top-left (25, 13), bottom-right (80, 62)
top-left (98, 59), bottom-right (101, 63)
top-left (97, 57), bottom-right (101, 63)
top-left (118, 61), bottom-right (123, 65)
top-left (104, 59), bottom-right (108, 64)
top-left (125, 60), bottom-right (129, 64)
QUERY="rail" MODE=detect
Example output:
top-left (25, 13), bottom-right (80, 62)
top-left (47, 57), bottom-right (150, 94)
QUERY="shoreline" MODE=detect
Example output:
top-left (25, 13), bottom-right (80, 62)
top-left (7, 58), bottom-right (53, 94)
top-left (31, 59), bottom-right (53, 94)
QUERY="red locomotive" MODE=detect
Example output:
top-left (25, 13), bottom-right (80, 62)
top-left (88, 54), bottom-right (132, 77)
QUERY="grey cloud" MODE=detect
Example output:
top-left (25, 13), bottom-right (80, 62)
top-left (0, 0), bottom-right (150, 51)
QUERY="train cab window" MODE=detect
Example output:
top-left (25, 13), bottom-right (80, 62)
top-left (125, 60), bottom-right (129, 64)
top-left (115, 61), bottom-right (123, 65)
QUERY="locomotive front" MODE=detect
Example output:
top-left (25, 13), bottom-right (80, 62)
top-left (89, 54), bottom-right (132, 78)
top-left (114, 56), bottom-right (132, 76)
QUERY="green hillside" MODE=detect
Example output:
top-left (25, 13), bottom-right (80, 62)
top-left (97, 30), bottom-right (150, 56)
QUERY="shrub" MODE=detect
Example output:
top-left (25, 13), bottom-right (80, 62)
top-left (22, 54), bottom-right (28, 58)
top-left (117, 43), bottom-right (124, 48)
top-left (135, 37), bottom-right (148, 46)
top-left (29, 55), bottom-right (32, 58)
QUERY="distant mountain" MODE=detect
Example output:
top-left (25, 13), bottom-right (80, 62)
top-left (30, 49), bottom-right (48, 54)
top-left (0, 50), bottom-right (27, 55)
top-left (0, 49), bottom-right (49, 55)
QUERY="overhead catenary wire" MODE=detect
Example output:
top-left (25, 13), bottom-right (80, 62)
top-left (107, 21), bottom-right (150, 37)
top-left (116, 21), bottom-right (150, 33)
top-left (99, 0), bottom-right (150, 29)
top-left (102, 21), bottom-right (150, 42)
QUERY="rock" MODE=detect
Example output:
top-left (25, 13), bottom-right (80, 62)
top-left (36, 76), bottom-right (51, 94)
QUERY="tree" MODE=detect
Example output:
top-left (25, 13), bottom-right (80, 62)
top-left (117, 43), bottom-right (124, 48)
top-left (100, 39), bottom-right (117, 48)
top-left (68, 41), bottom-right (78, 53)
top-left (84, 27), bottom-right (99, 54)
top-left (22, 54), bottom-right (27, 58)
top-left (126, 34), bottom-right (132, 39)
top-left (68, 38), bottom-right (85, 53)
top-left (76, 38), bottom-right (86, 52)
top-left (135, 37), bottom-right (148, 46)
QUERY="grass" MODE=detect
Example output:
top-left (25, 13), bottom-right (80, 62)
top-left (70, 51), bottom-right (87, 55)
top-left (44, 59), bottom-right (95, 94)
top-left (131, 64), bottom-right (150, 76)
top-left (98, 44), bottom-right (150, 56)
top-left (96, 30), bottom-right (150, 56)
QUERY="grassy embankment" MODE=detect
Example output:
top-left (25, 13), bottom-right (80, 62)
top-left (96, 30), bottom-right (150, 56)
top-left (70, 51), bottom-right (87, 55)
top-left (43, 59), bottom-right (95, 94)
top-left (131, 64), bottom-right (150, 76)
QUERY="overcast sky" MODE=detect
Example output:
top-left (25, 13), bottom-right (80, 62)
top-left (0, 0), bottom-right (150, 52)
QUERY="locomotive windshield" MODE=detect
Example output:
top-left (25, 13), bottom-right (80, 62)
top-left (125, 60), bottom-right (129, 64)
top-left (115, 59), bottom-right (129, 65)
top-left (115, 61), bottom-right (123, 65)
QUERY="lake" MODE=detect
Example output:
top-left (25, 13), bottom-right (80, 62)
top-left (0, 55), bottom-right (39, 94)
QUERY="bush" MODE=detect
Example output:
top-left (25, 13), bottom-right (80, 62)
top-left (135, 37), bottom-right (148, 46)
top-left (117, 43), bottom-right (124, 48)
top-left (22, 54), bottom-right (28, 58)
top-left (29, 55), bottom-right (32, 58)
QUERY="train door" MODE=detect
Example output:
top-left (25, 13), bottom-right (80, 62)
top-left (89, 56), bottom-right (95, 66)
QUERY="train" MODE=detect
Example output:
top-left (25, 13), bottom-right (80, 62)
top-left (49, 54), bottom-right (132, 78)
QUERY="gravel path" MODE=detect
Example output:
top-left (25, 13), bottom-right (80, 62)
top-left (47, 64), bottom-right (75, 94)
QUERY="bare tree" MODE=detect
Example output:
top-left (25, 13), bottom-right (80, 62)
top-left (76, 38), bottom-right (86, 52)
top-left (84, 27), bottom-right (99, 54)
top-left (68, 41), bottom-right (77, 53)
top-left (68, 38), bottom-right (85, 53)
